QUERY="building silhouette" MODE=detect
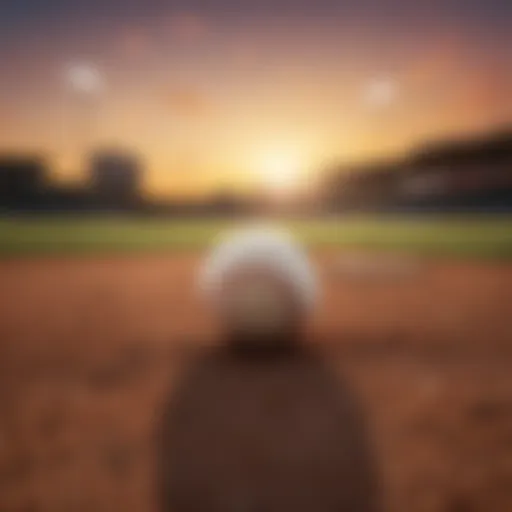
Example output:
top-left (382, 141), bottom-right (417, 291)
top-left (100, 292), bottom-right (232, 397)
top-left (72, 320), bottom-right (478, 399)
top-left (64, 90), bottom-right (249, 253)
top-left (325, 129), bottom-right (512, 213)
top-left (401, 130), bottom-right (512, 210)
top-left (89, 149), bottom-right (142, 210)
top-left (0, 129), bottom-right (510, 215)
top-left (0, 154), bottom-right (48, 211)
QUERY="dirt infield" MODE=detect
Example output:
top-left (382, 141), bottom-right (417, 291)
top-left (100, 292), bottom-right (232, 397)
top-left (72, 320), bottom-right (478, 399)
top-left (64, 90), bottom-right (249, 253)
top-left (0, 253), bottom-right (511, 511)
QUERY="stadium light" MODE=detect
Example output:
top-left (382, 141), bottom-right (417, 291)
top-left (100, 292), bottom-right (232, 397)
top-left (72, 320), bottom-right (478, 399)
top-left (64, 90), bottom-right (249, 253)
top-left (363, 77), bottom-right (400, 110)
top-left (65, 62), bottom-right (105, 96)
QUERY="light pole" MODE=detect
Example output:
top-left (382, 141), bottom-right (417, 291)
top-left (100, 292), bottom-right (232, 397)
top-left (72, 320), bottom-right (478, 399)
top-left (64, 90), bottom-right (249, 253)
top-left (62, 62), bottom-right (106, 169)
top-left (332, 76), bottom-right (402, 276)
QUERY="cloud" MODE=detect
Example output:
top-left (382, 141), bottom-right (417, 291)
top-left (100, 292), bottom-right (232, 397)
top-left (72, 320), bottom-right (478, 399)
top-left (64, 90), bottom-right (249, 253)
top-left (117, 26), bottom-right (155, 59)
top-left (162, 85), bottom-right (214, 118)
top-left (402, 31), bottom-right (511, 125)
top-left (167, 13), bottom-right (210, 44)
top-left (404, 33), bottom-right (470, 86)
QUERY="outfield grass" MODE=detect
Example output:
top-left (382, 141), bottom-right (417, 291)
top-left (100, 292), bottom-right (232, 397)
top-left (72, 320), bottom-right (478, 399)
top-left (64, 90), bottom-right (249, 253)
top-left (0, 215), bottom-right (511, 259)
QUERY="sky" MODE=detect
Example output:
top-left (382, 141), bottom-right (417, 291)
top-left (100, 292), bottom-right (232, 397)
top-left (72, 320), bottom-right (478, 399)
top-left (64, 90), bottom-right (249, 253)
top-left (0, 0), bottom-right (510, 197)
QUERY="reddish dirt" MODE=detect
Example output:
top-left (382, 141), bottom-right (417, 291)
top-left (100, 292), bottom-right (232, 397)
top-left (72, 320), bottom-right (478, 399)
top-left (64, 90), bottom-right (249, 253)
top-left (0, 252), bottom-right (511, 512)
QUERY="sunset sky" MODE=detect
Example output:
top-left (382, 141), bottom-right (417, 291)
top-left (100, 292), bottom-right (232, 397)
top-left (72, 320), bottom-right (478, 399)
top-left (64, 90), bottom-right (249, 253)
top-left (0, 0), bottom-right (510, 197)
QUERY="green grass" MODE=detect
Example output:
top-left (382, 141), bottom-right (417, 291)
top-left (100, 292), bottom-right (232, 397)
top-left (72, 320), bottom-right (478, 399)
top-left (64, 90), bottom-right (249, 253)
top-left (0, 215), bottom-right (511, 259)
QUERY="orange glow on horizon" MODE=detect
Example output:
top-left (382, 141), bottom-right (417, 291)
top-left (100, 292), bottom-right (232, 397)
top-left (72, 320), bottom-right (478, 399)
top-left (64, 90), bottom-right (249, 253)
top-left (0, 14), bottom-right (509, 199)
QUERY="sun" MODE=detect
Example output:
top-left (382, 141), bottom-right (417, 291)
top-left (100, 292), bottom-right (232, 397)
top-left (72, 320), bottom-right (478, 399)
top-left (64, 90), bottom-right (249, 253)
top-left (256, 149), bottom-right (303, 193)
